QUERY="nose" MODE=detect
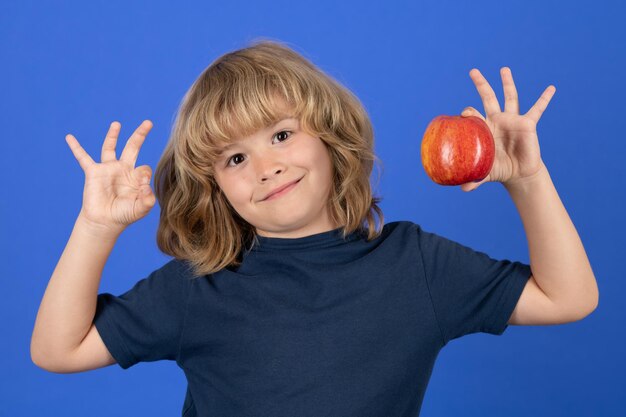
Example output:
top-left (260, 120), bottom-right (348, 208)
top-left (254, 153), bottom-right (285, 182)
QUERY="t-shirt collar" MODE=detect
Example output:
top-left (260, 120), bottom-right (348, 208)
top-left (249, 226), bottom-right (362, 252)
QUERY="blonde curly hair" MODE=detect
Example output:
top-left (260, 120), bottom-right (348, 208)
top-left (153, 38), bottom-right (384, 277)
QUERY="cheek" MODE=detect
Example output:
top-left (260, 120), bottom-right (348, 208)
top-left (311, 145), bottom-right (334, 183)
top-left (219, 175), bottom-right (254, 205)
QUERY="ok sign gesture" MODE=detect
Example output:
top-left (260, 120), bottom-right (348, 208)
top-left (65, 120), bottom-right (156, 235)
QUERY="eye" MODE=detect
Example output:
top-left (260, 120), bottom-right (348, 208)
top-left (272, 130), bottom-right (292, 144)
top-left (225, 130), bottom-right (293, 168)
top-left (226, 153), bottom-right (245, 167)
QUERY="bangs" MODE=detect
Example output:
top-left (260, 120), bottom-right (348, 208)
top-left (215, 92), bottom-right (296, 143)
top-left (192, 67), bottom-right (300, 164)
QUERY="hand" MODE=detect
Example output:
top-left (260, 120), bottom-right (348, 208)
top-left (65, 120), bottom-right (156, 234)
top-left (459, 67), bottom-right (556, 192)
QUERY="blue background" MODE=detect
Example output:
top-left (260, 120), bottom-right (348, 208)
top-left (2, 0), bottom-right (624, 416)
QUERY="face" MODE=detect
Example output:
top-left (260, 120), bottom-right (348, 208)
top-left (212, 113), bottom-right (338, 239)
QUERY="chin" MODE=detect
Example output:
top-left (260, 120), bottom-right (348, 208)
top-left (255, 217), bottom-right (315, 235)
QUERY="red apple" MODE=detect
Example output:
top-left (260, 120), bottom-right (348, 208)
top-left (421, 115), bottom-right (495, 185)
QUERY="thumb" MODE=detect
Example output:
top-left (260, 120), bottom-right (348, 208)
top-left (140, 187), bottom-right (156, 206)
top-left (461, 107), bottom-right (486, 122)
top-left (132, 165), bottom-right (155, 206)
top-left (136, 181), bottom-right (156, 214)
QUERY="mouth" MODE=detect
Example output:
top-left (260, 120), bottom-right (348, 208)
top-left (260, 177), bottom-right (303, 202)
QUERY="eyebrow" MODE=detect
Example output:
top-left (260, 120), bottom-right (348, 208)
top-left (217, 117), bottom-right (295, 154)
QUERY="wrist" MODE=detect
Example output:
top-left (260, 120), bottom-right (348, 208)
top-left (503, 161), bottom-right (551, 194)
top-left (75, 213), bottom-right (125, 240)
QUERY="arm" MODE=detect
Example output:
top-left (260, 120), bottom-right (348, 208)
top-left (459, 67), bottom-right (598, 325)
top-left (32, 120), bottom-right (155, 371)
top-left (504, 162), bottom-right (598, 321)
top-left (31, 214), bottom-right (121, 371)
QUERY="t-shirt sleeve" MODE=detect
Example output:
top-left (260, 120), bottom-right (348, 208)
top-left (414, 223), bottom-right (532, 346)
top-left (93, 259), bottom-right (191, 369)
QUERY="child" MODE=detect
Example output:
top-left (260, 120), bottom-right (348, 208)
top-left (31, 39), bottom-right (598, 416)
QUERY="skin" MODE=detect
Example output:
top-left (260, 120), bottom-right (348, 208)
top-left (458, 67), bottom-right (555, 191)
top-left (212, 106), bottom-right (339, 239)
top-left (461, 67), bottom-right (598, 325)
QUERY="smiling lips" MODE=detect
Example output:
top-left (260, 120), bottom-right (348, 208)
top-left (261, 178), bottom-right (302, 201)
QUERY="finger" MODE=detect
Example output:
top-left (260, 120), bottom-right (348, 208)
top-left (132, 165), bottom-right (153, 185)
top-left (120, 120), bottom-right (153, 166)
top-left (525, 85), bottom-right (556, 124)
top-left (65, 133), bottom-right (96, 171)
top-left (101, 121), bottom-right (121, 163)
top-left (469, 68), bottom-right (502, 118)
top-left (461, 106), bottom-right (487, 122)
top-left (501, 67), bottom-right (520, 114)
top-left (460, 174), bottom-right (489, 192)
top-left (460, 183), bottom-right (474, 192)
top-left (133, 186), bottom-right (156, 216)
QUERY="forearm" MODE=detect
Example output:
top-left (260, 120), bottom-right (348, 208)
top-left (504, 162), bottom-right (599, 314)
top-left (31, 215), bottom-right (122, 366)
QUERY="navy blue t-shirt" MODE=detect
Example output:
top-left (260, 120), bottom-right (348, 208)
top-left (94, 220), bottom-right (531, 416)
